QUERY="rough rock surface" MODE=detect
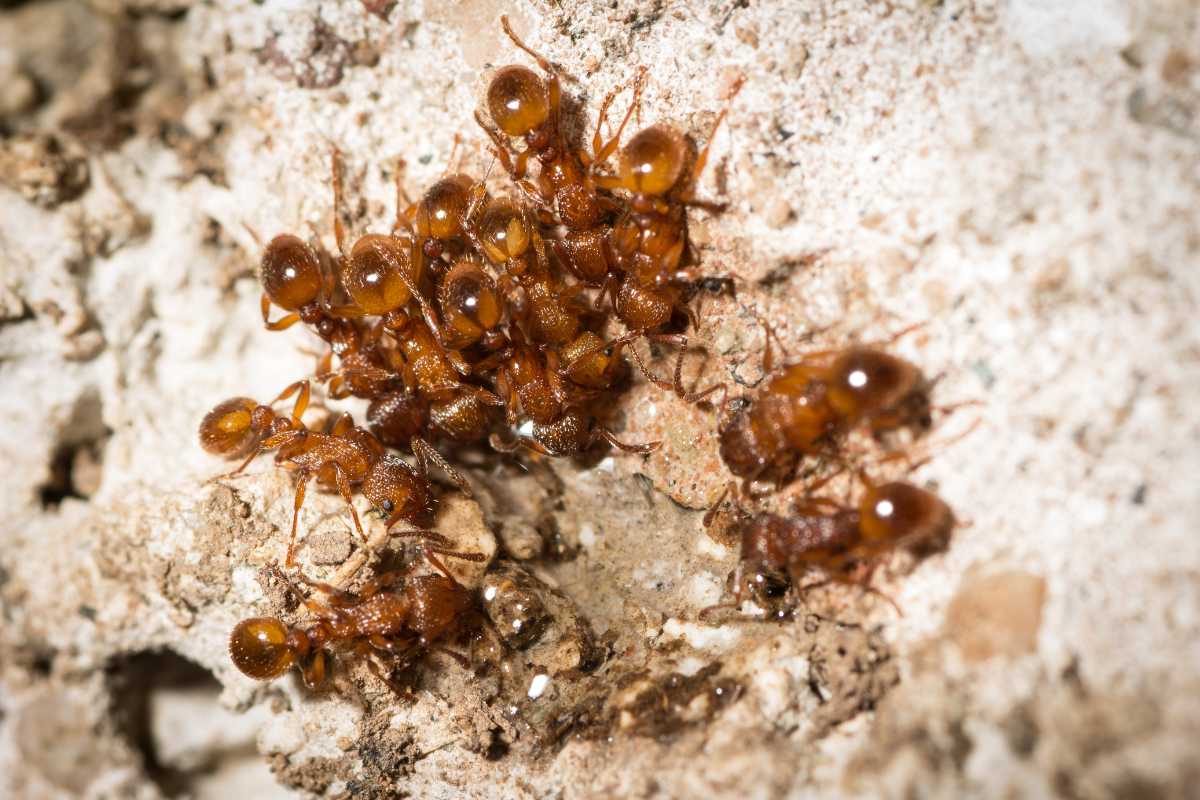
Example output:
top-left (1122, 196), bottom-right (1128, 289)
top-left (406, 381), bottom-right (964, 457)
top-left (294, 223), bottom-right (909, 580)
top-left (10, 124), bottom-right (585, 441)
top-left (1, 1), bottom-right (1198, 798)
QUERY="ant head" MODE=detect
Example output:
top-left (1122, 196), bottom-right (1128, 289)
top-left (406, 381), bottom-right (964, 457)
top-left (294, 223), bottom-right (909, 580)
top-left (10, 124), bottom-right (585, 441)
top-left (438, 260), bottom-right (502, 348)
top-left (342, 235), bottom-right (415, 315)
top-left (261, 235), bottom-right (323, 311)
top-left (478, 201), bottom-right (531, 264)
top-left (199, 398), bottom-right (261, 456)
top-left (229, 617), bottom-right (297, 680)
top-left (729, 560), bottom-right (789, 610)
top-left (826, 348), bottom-right (923, 421)
top-left (619, 124), bottom-right (688, 197)
top-left (487, 65), bottom-right (549, 137)
top-left (858, 482), bottom-right (954, 548)
top-left (415, 176), bottom-right (473, 241)
top-left (363, 455), bottom-right (431, 525)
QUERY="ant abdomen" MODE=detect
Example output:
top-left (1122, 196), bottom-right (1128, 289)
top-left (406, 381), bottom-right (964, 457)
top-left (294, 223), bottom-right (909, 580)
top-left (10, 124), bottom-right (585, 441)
top-left (437, 260), bottom-right (503, 350)
top-left (858, 482), bottom-right (954, 550)
top-left (618, 124), bottom-right (689, 198)
top-left (825, 348), bottom-right (926, 425)
top-left (341, 234), bottom-right (418, 315)
top-left (199, 397), bottom-right (271, 456)
top-left (486, 65), bottom-right (549, 137)
top-left (413, 175), bottom-right (475, 244)
top-left (229, 617), bottom-right (297, 680)
top-left (261, 234), bottom-right (324, 311)
top-left (476, 200), bottom-right (532, 268)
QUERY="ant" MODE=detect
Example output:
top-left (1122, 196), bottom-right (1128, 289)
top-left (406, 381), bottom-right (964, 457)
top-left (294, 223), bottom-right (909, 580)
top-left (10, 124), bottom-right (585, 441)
top-left (700, 475), bottom-right (955, 620)
top-left (198, 380), bottom-right (472, 568)
top-left (229, 555), bottom-right (482, 690)
top-left (718, 332), bottom-right (937, 492)
top-left (485, 328), bottom-right (659, 458)
top-left (322, 152), bottom-right (507, 445)
top-left (575, 76), bottom-right (746, 405)
top-left (474, 17), bottom-right (644, 287)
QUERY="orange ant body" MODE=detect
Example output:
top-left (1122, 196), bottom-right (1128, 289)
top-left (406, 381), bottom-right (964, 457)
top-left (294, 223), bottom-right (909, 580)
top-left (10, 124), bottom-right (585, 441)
top-left (571, 78), bottom-right (745, 404)
top-left (198, 381), bottom-right (471, 567)
top-left (475, 18), bottom-right (644, 288)
top-left (705, 479), bottom-right (954, 617)
top-left (229, 559), bottom-right (480, 690)
top-left (718, 345), bottom-right (933, 489)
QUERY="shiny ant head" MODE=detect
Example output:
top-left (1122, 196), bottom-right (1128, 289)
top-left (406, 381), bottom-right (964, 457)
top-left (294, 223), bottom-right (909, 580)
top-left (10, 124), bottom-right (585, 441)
top-left (825, 348), bottom-right (928, 427)
top-left (438, 260), bottom-right (502, 349)
top-left (199, 398), bottom-right (275, 456)
top-left (261, 234), bottom-right (323, 311)
top-left (229, 617), bottom-right (298, 680)
top-left (858, 482), bottom-right (954, 548)
top-left (619, 124), bottom-right (688, 197)
top-left (477, 200), bottom-right (531, 265)
top-left (341, 235), bottom-right (416, 315)
top-left (362, 455), bottom-right (434, 526)
top-left (486, 65), bottom-right (549, 137)
top-left (414, 175), bottom-right (474, 241)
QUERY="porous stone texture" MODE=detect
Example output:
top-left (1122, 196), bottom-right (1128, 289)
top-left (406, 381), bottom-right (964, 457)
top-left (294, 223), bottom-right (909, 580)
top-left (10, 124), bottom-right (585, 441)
top-left (1, 1), bottom-right (1198, 798)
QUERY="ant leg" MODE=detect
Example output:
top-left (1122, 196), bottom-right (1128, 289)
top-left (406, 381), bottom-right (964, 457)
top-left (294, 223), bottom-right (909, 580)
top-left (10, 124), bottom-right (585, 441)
top-left (315, 349), bottom-right (334, 381)
top-left (429, 646), bottom-right (471, 669)
top-left (488, 432), bottom-right (550, 456)
top-left (330, 146), bottom-right (350, 258)
top-left (411, 436), bottom-right (473, 497)
top-left (266, 563), bottom-right (343, 613)
top-left (678, 75), bottom-right (746, 203)
top-left (284, 469), bottom-right (314, 568)
top-left (332, 463), bottom-right (367, 546)
top-left (389, 528), bottom-right (453, 548)
top-left (589, 66), bottom-right (647, 168)
top-left (697, 602), bottom-right (742, 623)
top-left (642, 333), bottom-right (724, 405)
top-left (702, 481), bottom-right (740, 528)
top-left (271, 380), bottom-right (311, 424)
top-left (355, 570), bottom-right (409, 599)
top-left (261, 293), bottom-right (301, 331)
top-left (391, 158), bottom-right (411, 234)
top-left (595, 426), bottom-right (660, 454)
top-left (329, 412), bottom-right (353, 437)
top-left (426, 545), bottom-right (488, 564)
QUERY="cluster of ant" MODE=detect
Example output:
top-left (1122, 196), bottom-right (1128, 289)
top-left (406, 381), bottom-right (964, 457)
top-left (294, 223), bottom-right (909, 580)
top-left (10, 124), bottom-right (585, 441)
top-left (198, 18), bottom-right (961, 699)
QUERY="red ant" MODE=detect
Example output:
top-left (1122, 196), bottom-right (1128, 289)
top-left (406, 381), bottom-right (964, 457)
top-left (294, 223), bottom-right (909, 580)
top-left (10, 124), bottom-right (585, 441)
top-left (474, 17), bottom-right (640, 244)
top-left (484, 328), bottom-right (658, 458)
top-left (718, 330), bottom-right (938, 491)
top-left (700, 475), bottom-right (955, 620)
top-left (198, 380), bottom-right (472, 567)
top-left (229, 555), bottom-right (481, 690)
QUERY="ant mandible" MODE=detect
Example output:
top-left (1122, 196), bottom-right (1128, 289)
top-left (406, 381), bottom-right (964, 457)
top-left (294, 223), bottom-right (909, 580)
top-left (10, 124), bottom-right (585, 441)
top-left (229, 554), bottom-right (482, 690)
top-left (199, 380), bottom-right (472, 567)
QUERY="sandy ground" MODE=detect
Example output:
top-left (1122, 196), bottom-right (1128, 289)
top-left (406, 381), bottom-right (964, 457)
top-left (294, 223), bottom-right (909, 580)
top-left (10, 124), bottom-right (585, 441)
top-left (1, 0), bottom-right (1198, 798)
